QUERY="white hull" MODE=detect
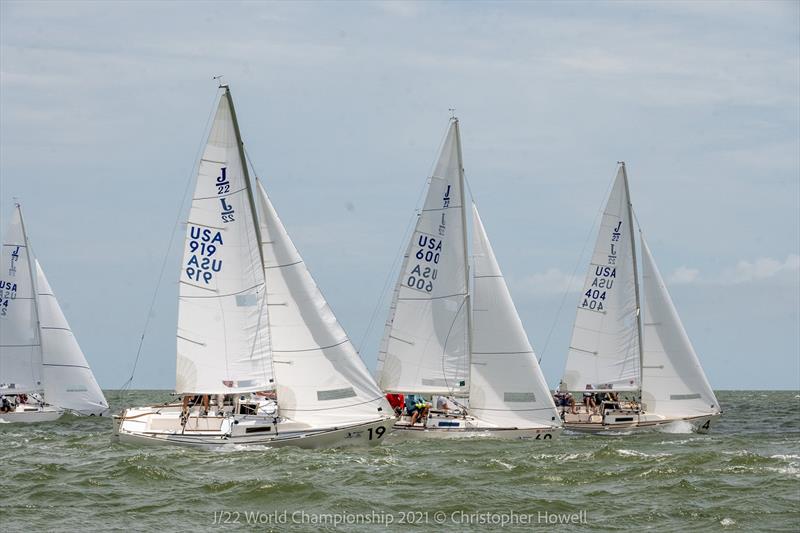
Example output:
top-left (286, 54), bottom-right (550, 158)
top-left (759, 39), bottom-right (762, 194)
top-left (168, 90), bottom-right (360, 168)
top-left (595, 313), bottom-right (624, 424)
top-left (113, 405), bottom-right (395, 450)
top-left (563, 410), bottom-right (720, 434)
top-left (389, 411), bottom-right (562, 441)
top-left (0, 404), bottom-right (64, 424)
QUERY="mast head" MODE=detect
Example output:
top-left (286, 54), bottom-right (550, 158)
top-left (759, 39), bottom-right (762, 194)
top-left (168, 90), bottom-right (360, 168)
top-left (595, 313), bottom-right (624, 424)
top-left (212, 75), bottom-right (228, 90)
top-left (448, 107), bottom-right (458, 122)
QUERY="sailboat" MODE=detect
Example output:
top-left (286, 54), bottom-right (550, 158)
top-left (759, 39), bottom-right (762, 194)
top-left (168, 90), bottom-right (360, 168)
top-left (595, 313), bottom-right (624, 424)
top-left (376, 118), bottom-right (562, 440)
top-left (1, 204), bottom-right (109, 423)
top-left (560, 162), bottom-right (721, 433)
top-left (113, 86), bottom-right (394, 449)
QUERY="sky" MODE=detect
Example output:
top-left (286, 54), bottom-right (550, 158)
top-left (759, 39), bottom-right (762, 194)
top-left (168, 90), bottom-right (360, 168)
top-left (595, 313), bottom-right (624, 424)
top-left (0, 0), bottom-right (798, 391)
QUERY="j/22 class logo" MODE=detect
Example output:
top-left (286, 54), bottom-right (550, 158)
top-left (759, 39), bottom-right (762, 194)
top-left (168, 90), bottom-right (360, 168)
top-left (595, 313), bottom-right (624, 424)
top-left (216, 167), bottom-right (235, 223)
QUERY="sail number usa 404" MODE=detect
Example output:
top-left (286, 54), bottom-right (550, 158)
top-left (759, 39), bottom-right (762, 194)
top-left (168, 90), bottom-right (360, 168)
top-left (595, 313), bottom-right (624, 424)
top-left (405, 233), bottom-right (441, 294)
top-left (185, 227), bottom-right (223, 284)
top-left (580, 265), bottom-right (615, 312)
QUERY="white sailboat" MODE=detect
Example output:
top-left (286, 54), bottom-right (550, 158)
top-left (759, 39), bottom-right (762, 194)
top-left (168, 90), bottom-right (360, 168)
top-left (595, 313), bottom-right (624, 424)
top-left (113, 86), bottom-right (394, 449)
top-left (376, 118), bottom-right (561, 440)
top-left (1, 204), bottom-right (109, 423)
top-left (560, 162), bottom-right (721, 433)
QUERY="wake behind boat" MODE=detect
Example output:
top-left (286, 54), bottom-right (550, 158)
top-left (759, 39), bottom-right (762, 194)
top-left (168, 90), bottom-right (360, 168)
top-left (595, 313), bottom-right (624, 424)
top-left (559, 162), bottom-right (721, 434)
top-left (114, 86), bottom-right (394, 449)
top-left (1, 204), bottom-right (109, 423)
top-left (376, 118), bottom-right (561, 440)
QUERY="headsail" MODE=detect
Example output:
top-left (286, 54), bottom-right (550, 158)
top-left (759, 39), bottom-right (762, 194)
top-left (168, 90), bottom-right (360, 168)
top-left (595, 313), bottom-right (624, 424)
top-left (377, 120), bottom-right (470, 395)
top-left (36, 261), bottom-right (108, 415)
top-left (640, 236), bottom-right (719, 416)
top-left (176, 90), bottom-right (273, 394)
top-left (469, 205), bottom-right (559, 427)
top-left (255, 181), bottom-right (390, 426)
top-left (0, 205), bottom-right (42, 394)
top-left (563, 167), bottom-right (640, 392)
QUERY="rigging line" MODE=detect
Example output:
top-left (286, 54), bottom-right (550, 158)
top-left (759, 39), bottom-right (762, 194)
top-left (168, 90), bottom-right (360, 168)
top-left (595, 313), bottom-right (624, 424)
top-left (118, 87), bottom-right (223, 397)
top-left (538, 163), bottom-right (620, 365)
top-left (242, 145), bottom-right (275, 388)
top-left (356, 118), bottom-right (453, 356)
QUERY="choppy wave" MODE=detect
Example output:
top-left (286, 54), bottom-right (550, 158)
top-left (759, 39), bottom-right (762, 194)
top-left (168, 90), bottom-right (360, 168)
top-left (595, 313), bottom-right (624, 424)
top-left (0, 390), bottom-right (798, 532)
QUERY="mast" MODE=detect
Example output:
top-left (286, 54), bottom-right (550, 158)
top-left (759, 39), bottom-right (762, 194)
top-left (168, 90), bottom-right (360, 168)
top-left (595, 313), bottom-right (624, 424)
top-left (16, 204), bottom-right (44, 392)
top-left (620, 162), bottom-right (645, 400)
top-left (223, 85), bottom-right (265, 270)
top-left (453, 118), bottom-right (473, 391)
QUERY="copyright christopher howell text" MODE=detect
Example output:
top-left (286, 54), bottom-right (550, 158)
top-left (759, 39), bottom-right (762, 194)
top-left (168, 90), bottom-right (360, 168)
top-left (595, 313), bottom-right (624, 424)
top-left (211, 509), bottom-right (589, 527)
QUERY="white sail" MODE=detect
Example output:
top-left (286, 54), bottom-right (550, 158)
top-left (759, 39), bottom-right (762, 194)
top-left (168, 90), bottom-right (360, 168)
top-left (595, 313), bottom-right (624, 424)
top-left (176, 92), bottom-right (273, 394)
top-left (0, 205), bottom-right (42, 394)
top-left (377, 120), bottom-right (470, 395)
top-left (563, 168), bottom-right (640, 392)
top-left (255, 181), bottom-right (391, 426)
top-left (469, 205), bottom-right (560, 427)
top-left (35, 261), bottom-right (108, 415)
top-left (640, 236), bottom-right (719, 416)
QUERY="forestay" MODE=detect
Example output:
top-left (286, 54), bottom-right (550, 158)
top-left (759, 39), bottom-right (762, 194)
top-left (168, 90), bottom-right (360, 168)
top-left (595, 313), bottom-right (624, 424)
top-left (377, 120), bottom-right (470, 396)
top-left (640, 236), bottom-right (719, 416)
top-left (255, 181), bottom-right (390, 426)
top-left (176, 92), bottom-right (273, 395)
top-left (563, 168), bottom-right (640, 392)
top-left (469, 205), bottom-right (559, 427)
top-left (0, 206), bottom-right (42, 394)
top-left (36, 261), bottom-right (108, 415)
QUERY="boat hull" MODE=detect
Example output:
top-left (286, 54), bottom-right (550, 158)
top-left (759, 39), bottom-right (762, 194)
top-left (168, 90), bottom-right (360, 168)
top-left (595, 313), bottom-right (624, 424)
top-left (388, 411), bottom-right (562, 440)
top-left (0, 404), bottom-right (64, 424)
top-left (563, 412), bottom-right (720, 434)
top-left (113, 406), bottom-right (395, 450)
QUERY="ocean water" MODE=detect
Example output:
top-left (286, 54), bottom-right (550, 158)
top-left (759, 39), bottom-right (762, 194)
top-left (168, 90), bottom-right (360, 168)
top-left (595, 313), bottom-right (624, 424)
top-left (0, 390), bottom-right (798, 532)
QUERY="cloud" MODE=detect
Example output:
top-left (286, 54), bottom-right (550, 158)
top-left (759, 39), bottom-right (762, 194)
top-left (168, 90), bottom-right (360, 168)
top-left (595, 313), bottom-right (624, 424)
top-left (668, 266), bottom-right (700, 285)
top-left (668, 254), bottom-right (800, 285)
top-left (518, 268), bottom-right (583, 295)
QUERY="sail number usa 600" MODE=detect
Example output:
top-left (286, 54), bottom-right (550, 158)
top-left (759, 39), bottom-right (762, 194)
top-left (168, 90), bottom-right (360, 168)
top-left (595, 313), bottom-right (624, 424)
top-left (406, 233), bottom-right (441, 293)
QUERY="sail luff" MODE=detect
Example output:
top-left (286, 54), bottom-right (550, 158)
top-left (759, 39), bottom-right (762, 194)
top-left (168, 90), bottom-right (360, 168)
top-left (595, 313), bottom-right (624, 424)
top-left (224, 86), bottom-right (265, 271)
top-left (453, 118), bottom-right (473, 384)
top-left (621, 162), bottom-right (645, 396)
top-left (17, 205), bottom-right (43, 384)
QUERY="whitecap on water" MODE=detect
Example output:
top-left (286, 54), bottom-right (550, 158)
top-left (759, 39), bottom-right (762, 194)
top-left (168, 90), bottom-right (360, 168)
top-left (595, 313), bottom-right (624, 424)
top-left (616, 449), bottom-right (671, 459)
top-left (720, 517), bottom-right (736, 527)
top-left (658, 420), bottom-right (694, 434)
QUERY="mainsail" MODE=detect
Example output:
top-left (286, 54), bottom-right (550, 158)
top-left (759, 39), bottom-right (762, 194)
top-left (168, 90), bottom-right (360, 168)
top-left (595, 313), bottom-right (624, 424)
top-left (36, 261), bottom-right (108, 415)
top-left (377, 120), bottom-right (470, 395)
top-left (0, 205), bottom-right (42, 394)
top-left (563, 167), bottom-right (640, 392)
top-left (176, 90), bottom-right (273, 394)
top-left (640, 236), bottom-right (719, 416)
top-left (255, 181), bottom-right (389, 426)
top-left (469, 205), bottom-right (559, 427)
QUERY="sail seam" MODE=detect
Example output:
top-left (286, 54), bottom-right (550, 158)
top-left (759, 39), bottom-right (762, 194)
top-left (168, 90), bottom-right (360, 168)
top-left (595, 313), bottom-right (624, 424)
top-left (271, 339), bottom-right (348, 353)
top-left (180, 283), bottom-right (264, 299)
top-left (264, 260), bottom-right (303, 270)
top-left (42, 363), bottom-right (90, 369)
top-left (398, 292), bottom-right (467, 301)
top-left (193, 185), bottom-right (247, 201)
